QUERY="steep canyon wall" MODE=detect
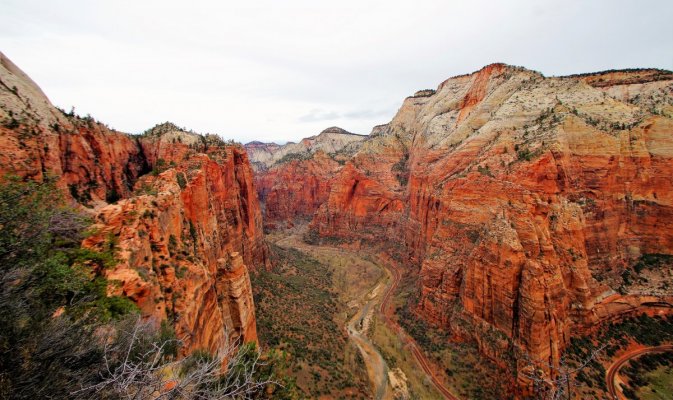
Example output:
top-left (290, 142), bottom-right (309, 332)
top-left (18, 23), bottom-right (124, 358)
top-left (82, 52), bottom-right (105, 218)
top-left (0, 52), bottom-right (267, 356)
top-left (255, 64), bottom-right (673, 373)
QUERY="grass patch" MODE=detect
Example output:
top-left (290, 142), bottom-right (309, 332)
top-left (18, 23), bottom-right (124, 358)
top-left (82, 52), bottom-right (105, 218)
top-left (566, 314), bottom-right (673, 398)
top-left (633, 363), bottom-right (673, 400)
top-left (251, 244), bottom-right (368, 398)
top-left (621, 352), bottom-right (673, 399)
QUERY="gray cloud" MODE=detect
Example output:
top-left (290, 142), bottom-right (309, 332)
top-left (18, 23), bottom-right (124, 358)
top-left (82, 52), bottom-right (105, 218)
top-left (298, 109), bottom-right (341, 123)
top-left (343, 108), bottom-right (397, 120)
top-left (299, 107), bottom-right (396, 123)
top-left (1, 0), bottom-right (671, 144)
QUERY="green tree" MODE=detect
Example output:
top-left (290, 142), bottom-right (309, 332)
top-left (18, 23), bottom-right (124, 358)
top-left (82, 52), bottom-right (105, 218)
top-left (0, 176), bottom-right (136, 399)
top-left (0, 176), bottom-right (297, 399)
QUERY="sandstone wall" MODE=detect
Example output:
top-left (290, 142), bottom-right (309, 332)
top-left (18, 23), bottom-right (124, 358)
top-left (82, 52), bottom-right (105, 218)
top-left (0, 52), bottom-right (267, 355)
top-left (276, 64), bottom-right (673, 373)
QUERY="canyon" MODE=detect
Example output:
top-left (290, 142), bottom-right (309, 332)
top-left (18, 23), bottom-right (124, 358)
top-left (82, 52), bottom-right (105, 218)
top-left (251, 63), bottom-right (673, 391)
top-left (3, 45), bottom-right (673, 398)
top-left (247, 127), bottom-right (366, 227)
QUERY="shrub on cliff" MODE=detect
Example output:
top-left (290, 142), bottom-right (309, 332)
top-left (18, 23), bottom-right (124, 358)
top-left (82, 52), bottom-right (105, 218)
top-left (74, 318), bottom-right (296, 399)
top-left (0, 176), bottom-right (138, 398)
top-left (0, 176), bottom-right (296, 399)
top-left (275, 151), bottom-right (313, 166)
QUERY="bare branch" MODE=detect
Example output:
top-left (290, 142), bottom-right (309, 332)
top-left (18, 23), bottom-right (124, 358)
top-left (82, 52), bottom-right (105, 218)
top-left (73, 318), bottom-right (282, 399)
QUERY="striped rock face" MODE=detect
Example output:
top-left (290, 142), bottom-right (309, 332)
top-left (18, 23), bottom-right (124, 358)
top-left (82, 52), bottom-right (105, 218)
top-left (0, 52), bottom-right (268, 357)
top-left (258, 63), bottom-right (673, 375)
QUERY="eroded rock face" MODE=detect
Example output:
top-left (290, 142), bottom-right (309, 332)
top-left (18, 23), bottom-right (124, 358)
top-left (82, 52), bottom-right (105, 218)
top-left (247, 127), bottom-right (366, 227)
top-left (311, 123), bottom-right (409, 242)
top-left (0, 52), bottom-right (266, 354)
top-left (83, 147), bottom-right (266, 354)
top-left (0, 53), bottom-right (147, 205)
top-left (264, 63), bottom-right (673, 375)
top-left (398, 66), bottom-right (673, 373)
top-left (255, 151), bottom-right (342, 225)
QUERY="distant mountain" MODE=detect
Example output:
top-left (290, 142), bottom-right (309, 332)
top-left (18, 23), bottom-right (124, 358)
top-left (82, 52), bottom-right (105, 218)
top-left (244, 126), bottom-right (366, 170)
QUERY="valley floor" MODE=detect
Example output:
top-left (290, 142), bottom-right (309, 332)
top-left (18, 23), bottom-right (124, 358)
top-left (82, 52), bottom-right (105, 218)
top-left (262, 226), bottom-right (457, 399)
top-left (256, 226), bottom-right (673, 400)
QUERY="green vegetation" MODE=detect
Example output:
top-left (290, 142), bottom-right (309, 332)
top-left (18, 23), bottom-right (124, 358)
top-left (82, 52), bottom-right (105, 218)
top-left (176, 171), bottom-right (187, 189)
top-left (151, 158), bottom-right (170, 176)
top-left (105, 186), bottom-right (121, 203)
top-left (0, 176), bottom-right (138, 397)
top-left (410, 89), bottom-right (436, 98)
top-left (634, 254), bottom-right (673, 274)
top-left (619, 253), bottom-right (673, 293)
top-left (477, 164), bottom-right (493, 177)
top-left (516, 145), bottom-right (536, 161)
top-left (391, 154), bottom-right (409, 186)
top-left (395, 274), bottom-right (513, 399)
top-left (134, 181), bottom-right (158, 196)
top-left (0, 176), bottom-right (295, 399)
top-left (68, 183), bottom-right (93, 206)
top-left (302, 228), bottom-right (349, 246)
top-left (620, 352), bottom-right (673, 399)
top-left (633, 365), bottom-right (673, 399)
top-left (168, 234), bottom-right (178, 257)
top-left (2, 116), bottom-right (19, 129)
top-left (275, 152), bottom-right (313, 166)
top-left (251, 244), bottom-right (368, 398)
top-left (565, 314), bottom-right (673, 397)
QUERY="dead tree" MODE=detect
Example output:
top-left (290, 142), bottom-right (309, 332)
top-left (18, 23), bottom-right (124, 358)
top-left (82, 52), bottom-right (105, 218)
top-left (74, 317), bottom-right (280, 399)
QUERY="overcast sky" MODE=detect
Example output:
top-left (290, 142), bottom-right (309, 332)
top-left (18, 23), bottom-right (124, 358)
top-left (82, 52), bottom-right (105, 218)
top-left (1, 0), bottom-right (672, 143)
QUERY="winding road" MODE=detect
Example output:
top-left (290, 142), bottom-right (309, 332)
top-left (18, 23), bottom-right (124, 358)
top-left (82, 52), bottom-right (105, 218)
top-left (272, 230), bottom-right (673, 400)
top-left (273, 232), bottom-right (394, 399)
top-left (378, 259), bottom-right (459, 400)
top-left (347, 288), bottom-right (392, 400)
top-left (605, 344), bottom-right (673, 400)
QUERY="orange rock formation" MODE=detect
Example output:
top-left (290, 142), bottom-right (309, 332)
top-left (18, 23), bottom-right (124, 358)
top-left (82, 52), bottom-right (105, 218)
top-left (256, 63), bottom-right (673, 378)
top-left (255, 151), bottom-right (341, 226)
top-left (0, 52), bottom-right (267, 355)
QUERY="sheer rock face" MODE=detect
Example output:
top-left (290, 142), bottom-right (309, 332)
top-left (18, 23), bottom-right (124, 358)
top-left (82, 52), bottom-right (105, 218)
top-left (83, 148), bottom-right (265, 354)
top-left (254, 151), bottom-right (342, 225)
top-left (0, 52), bottom-right (266, 354)
top-left (0, 53), bottom-right (148, 204)
top-left (246, 127), bottom-right (366, 227)
top-left (394, 66), bottom-right (673, 372)
top-left (265, 63), bottom-right (673, 372)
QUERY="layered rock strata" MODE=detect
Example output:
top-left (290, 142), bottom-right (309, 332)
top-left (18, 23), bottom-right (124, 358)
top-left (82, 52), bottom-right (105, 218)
top-left (256, 63), bottom-right (673, 376)
top-left (246, 127), bottom-right (366, 226)
top-left (0, 52), bottom-right (267, 355)
top-left (245, 126), bottom-right (366, 171)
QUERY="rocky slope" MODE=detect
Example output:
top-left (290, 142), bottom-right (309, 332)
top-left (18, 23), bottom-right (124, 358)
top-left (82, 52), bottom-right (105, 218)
top-left (0, 52), bottom-right (267, 356)
top-left (258, 63), bottom-right (673, 380)
top-left (245, 126), bottom-right (366, 171)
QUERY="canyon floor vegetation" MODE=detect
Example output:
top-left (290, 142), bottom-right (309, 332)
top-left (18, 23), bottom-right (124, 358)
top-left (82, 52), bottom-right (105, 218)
top-left (251, 243), bottom-right (370, 399)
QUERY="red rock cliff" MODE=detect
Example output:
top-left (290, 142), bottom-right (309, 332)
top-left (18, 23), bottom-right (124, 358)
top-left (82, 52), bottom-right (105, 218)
top-left (303, 64), bottom-right (673, 376)
top-left (0, 52), bottom-right (267, 355)
top-left (245, 127), bottom-right (366, 227)
top-left (83, 144), bottom-right (266, 354)
top-left (255, 151), bottom-right (342, 226)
